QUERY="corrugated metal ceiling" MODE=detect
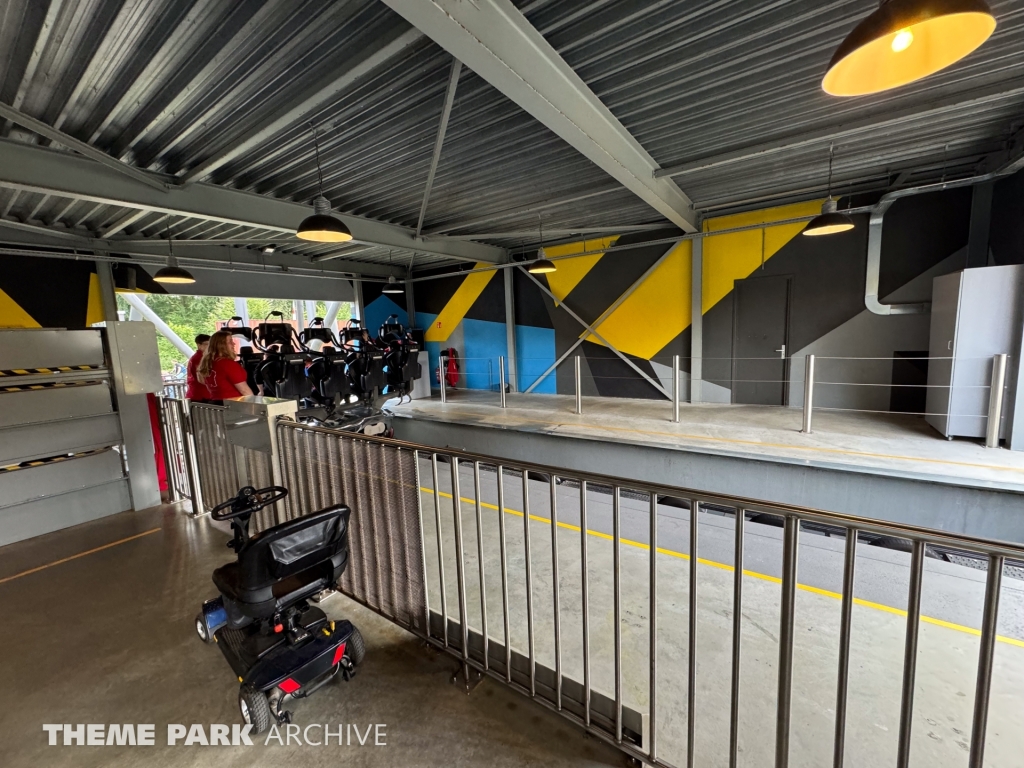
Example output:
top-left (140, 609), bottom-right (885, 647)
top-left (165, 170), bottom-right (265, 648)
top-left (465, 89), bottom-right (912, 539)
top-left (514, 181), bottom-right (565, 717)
top-left (0, 0), bottom-right (1021, 273)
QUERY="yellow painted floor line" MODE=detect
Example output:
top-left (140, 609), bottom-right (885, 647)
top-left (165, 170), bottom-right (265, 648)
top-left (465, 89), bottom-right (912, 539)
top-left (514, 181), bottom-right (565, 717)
top-left (0, 528), bottom-right (161, 586)
top-left (439, 405), bottom-right (1024, 476)
top-left (421, 487), bottom-right (1024, 649)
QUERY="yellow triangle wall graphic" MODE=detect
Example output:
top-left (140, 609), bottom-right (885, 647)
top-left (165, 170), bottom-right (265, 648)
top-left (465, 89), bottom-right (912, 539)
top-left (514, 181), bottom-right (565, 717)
top-left (542, 236), bottom-right (617, 305)
top-left (0, 287), bottom-right (41, 328)
top-left (425, 263), bottom-right (499, 343)
top-left (702, 200), bottom-right (823, 314)
top-left (590, 240), bottom-right (691, 359)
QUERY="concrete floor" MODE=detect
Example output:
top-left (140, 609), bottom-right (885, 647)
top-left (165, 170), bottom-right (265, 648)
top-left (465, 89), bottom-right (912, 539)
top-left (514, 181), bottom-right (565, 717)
top-left (391, 391), bottom-right (1024, 493)
top-left (0, 505), bottom-right (623, 768)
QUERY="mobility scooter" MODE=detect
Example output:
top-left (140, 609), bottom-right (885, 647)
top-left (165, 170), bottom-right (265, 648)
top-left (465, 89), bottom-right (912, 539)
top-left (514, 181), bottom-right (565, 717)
top-left (195, 485), bottom-right (364, 732)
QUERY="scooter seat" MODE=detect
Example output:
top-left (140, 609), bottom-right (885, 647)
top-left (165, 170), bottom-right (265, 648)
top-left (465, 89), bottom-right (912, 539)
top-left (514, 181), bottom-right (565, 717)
top-left (213, 505), bottom-right (350, 620)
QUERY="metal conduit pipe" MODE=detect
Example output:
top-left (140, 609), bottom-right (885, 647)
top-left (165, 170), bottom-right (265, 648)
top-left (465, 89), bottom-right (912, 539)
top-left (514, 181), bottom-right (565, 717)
top-left (865, 154), bottom-right (1024, 315)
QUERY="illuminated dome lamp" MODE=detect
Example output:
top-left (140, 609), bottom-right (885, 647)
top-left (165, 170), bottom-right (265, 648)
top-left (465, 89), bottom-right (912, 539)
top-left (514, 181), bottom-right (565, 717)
top-left (153, 227), bottom-right (195, 284)
top-left (526, 216), bottom-right (557, 273)
top-left (803, 198), bottom-right (856, 237)
top-left (527, 247), bottom-right (557, 273)
top-left (382, 275), bottom-right (404, 294)
top-left (822, 0), bottom-right (996, 97)
top-left (296, 124), bottom-right (353, 243)
top-left (381, 251), bottom-right (405, 293)
top-left (803, 144), bottom-right (856, 237)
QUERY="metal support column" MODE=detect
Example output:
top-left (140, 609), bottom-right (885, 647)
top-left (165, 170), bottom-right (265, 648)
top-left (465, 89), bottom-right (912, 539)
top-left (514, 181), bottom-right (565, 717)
top-left (94, 259), bottom-right (119, 322)
top-left (673, 354), bottom-right (681, 423)
top-left (233, 298), bottom-right (251, 346)
top-left (440, 352), bottom-right (448, 403)
top-left (353, 279), bottom-right (364, 322)
top-left (986, 353), bottom-right (1007, 448)
top-left (504, 268), bottom-right (518, 392)
top-left (690, 237), bottom-right (703, 403)
top-left (802, 355), bottom-right (815, 434)
top-left (574, 356), bottom-right (582, 414)
top-left (499, 355), bottom-right (507, 408)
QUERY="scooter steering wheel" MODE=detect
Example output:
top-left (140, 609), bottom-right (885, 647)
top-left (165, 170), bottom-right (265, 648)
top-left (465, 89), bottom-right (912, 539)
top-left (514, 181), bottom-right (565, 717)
top-left (211, 486), bottom-right (289, 521)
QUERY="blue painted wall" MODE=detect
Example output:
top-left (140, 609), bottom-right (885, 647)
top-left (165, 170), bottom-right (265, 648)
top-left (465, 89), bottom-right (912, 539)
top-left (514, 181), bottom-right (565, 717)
top-left (363, 294), bottom-right (408, 338)
top-left (515, 325), bottom-right (556, 394)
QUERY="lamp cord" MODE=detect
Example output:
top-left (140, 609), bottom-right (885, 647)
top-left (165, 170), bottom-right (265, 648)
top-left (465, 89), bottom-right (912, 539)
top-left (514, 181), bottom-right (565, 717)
top-left (310, 122), bottom-right (325, 197)
top-left (827, 142), bottom-right (835, 200)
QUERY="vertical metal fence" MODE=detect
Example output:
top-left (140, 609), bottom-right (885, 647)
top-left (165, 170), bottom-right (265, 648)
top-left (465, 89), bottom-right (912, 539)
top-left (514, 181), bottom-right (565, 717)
top-left (189, 403), bottom-right (237, 514)
top-left (156, 396), bottom-right (199, 514)
top-left (181, 414), bottom-right (1023, 768)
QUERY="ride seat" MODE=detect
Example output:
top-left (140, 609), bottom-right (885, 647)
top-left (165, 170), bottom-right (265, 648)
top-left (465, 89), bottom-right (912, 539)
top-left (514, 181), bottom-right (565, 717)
top-left (213, 505), bottom-right (350, 619)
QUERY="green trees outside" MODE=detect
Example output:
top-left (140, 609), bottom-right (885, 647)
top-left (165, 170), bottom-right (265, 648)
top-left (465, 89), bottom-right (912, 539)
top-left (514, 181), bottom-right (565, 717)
top-left (116, 294), bottom-right (351, 373)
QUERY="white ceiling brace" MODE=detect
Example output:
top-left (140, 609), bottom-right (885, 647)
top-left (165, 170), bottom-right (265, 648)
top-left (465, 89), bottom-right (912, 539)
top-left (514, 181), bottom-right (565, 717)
top-left (383, 0), bottom-right (698, 233)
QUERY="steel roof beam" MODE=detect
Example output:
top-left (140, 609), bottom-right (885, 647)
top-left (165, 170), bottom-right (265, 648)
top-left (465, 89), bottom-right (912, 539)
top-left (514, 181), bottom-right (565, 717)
top-left (0, 101), bottom-right (170, 192)
top-left (0, 223), bottom-right (397, 278)
top-left (384, 0), bottom-right (697, 233)
top-left (0, 139), bottom-right (505, 266)
top-left (655, 80), bottom-right (1024, 180)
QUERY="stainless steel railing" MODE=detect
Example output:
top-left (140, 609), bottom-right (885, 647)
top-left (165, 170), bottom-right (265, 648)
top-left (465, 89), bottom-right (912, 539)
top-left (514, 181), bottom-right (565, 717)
top-left (181, 417), bottom-right (1024, 768)
top-left (156, 396), bottom-right (200, 514)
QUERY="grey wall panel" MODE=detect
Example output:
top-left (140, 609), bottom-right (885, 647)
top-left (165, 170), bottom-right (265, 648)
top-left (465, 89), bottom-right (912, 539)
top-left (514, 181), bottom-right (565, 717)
top-left (395, 417), bottom-right (1024, 545)
top-left (0, 382), bottom-right (113, 428)
top-left (0, 479), bottom-right (131, 547)
top-left (0, 413), bottom-right (122, 465)
top-left (0, 329), bottom-right (104, 369)
top-left (0, 449), bottom-right (124, 508)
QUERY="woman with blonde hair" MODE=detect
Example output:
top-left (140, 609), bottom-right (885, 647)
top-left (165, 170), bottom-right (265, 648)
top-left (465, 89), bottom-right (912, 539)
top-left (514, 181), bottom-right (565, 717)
top-left (195, 330), bottom-right (253, 403)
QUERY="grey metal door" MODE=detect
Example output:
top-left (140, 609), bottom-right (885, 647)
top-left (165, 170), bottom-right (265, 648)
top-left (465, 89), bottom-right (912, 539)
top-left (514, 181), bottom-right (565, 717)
top-left (733, 275), bottom-right (790, 405)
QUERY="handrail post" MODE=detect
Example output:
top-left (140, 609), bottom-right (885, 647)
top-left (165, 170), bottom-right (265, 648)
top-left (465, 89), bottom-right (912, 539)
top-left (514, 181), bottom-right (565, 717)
top-left (986, 353), bottom-right (1007, 448)
top-left (498, 355), bottom-right (507, 408)
top-left (801, 354), bottom-right (815, 434)
top-left (673, 354), bottom-right (681, 423)
top-left (575, 355), bottom-right (582, 415)
top-left (439, 352), bottom-right (448, 404)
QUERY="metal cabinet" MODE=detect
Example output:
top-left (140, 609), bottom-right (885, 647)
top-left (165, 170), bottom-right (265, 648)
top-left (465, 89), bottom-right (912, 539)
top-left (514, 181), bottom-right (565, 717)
top-left (0, 325), bottom-right (162, 546)
top-left (925, 265), bottom-right (1024, 440)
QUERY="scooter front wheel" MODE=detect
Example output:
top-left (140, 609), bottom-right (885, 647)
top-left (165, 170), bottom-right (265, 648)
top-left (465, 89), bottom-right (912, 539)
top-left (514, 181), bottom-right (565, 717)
top-left (195, 615), bottom-right (213, 644)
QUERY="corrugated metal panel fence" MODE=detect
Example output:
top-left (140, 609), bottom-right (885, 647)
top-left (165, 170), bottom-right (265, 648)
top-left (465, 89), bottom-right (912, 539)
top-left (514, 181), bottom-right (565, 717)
top-left (276, 421), bottom-right (427, 635)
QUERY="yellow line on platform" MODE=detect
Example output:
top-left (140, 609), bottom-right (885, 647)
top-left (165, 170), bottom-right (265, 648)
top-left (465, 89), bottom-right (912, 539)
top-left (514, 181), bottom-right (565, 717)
top-left (421, 487), bottom-right (1024, 649)
top-left (0, 528), bottom-right (161, 586)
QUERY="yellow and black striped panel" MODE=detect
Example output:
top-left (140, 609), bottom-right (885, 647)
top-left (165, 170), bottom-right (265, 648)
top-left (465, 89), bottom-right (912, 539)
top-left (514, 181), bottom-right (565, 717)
top-left (2, 379), bottom-right (106, 393)
top-left (0, 365), bottom-right (103, 377)
top-left (0, 447), bottom-right (111, 474)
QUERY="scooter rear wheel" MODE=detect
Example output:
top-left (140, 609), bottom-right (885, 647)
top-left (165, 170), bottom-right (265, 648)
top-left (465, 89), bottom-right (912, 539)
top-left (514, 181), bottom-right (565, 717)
top-left (347, 627), bottom-right (366, 667)
top-left (238, 686), bottom-right (272, 734)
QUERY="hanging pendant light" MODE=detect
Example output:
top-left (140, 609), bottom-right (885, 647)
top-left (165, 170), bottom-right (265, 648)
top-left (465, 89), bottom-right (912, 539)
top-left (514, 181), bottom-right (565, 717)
top-left (527, 216), bottom-right (557, 273)
top-left (296, 124), bottom-right (353, 243)
top-left (527, 247), bottom-right (557, 273)
top-left (803, 145), bottom-right (856, 237)
top-left (822, 0), bottom-right (996, 97)
top-left (382, 252), bottom-right (404, 294)
top-left (153, 226), bottom-right (195, 283)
